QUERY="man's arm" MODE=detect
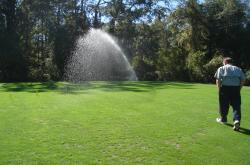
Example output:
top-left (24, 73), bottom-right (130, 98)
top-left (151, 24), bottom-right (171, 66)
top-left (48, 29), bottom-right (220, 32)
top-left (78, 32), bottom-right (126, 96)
top-left (216, 79), bottom-right (221, 90)
top-left (214, 68), bottom-right (221, 90)
top-left (240, 80), bottom-right (245, 90)
top-left (240, 69), bottom-right (246, 90)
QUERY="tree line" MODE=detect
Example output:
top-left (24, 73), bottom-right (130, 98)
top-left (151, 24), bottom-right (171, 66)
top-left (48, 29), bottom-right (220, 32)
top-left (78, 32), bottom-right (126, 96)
top-left (0, 0), bottom-right (250, 84)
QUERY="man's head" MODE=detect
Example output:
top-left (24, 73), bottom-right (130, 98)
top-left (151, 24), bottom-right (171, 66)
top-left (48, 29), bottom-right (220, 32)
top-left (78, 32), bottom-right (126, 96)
top-left (223, 57), bottom-right (233, 65)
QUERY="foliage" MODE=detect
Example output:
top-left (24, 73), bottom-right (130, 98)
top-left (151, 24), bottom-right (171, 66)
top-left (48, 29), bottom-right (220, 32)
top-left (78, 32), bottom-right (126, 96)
top-left (0, 0), bottom-right (250, 84)
top-left (187, 50), bottom-right (207, 81)
top-left (203, 54), bottom-right (224, 82)
top-left (245, 70), bottom-right (250, 85)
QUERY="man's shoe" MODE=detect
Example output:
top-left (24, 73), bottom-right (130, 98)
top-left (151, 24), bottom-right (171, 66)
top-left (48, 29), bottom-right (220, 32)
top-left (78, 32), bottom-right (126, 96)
top-left (216, 117), bottom-right (227, 124)
top-left (233, 120), bottom-right (240, 131)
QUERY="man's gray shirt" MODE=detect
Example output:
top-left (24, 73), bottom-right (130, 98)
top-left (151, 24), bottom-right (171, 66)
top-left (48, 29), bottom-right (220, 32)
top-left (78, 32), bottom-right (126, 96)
top-left (214, 64), bottom-right (246, 86)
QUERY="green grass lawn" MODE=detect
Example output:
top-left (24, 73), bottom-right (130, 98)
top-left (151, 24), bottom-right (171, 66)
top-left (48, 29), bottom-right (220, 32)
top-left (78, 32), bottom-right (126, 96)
top-left (0, 82), bottom-right (249, 164)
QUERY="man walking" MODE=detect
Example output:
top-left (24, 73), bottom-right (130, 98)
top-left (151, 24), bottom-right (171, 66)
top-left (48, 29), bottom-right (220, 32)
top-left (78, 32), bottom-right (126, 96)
top-left (214, 57), bottom-right (245, 131)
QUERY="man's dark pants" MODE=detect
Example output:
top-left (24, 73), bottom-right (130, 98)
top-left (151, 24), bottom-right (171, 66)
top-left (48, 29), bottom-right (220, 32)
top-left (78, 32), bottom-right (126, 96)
top-left (219, 86), bottom-right (241, 122)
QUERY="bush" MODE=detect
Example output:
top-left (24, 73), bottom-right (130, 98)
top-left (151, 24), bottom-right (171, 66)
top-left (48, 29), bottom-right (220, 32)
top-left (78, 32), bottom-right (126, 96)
top-left (187, 51), bottom-right (206, 81)
top-left (245, 70), bottom-right (250, 86)
top-left (204, 55), bottom-right (223, 82)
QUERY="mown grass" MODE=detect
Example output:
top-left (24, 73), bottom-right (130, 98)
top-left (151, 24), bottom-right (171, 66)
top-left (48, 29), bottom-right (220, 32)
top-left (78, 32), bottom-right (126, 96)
top-left (0, 82), bottom-right (249, 164)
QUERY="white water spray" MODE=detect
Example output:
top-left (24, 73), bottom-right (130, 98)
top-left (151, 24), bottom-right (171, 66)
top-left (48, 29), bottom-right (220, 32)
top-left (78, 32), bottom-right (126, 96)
top-left (64, 29), bottom-right (137, 81)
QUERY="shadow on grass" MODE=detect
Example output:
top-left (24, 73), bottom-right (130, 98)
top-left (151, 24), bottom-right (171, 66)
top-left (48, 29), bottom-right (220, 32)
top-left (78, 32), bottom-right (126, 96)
top-left (225, 123), bottom-right (250, 136)
top-left (0, 81), bottom-right (195, 94)
top-left (0, 82), bottom-right (58, 93)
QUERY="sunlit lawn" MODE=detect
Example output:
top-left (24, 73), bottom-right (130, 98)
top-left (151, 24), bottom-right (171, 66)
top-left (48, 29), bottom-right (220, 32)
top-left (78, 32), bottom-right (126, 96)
top-left (0, 82), bottom-right (249, 164)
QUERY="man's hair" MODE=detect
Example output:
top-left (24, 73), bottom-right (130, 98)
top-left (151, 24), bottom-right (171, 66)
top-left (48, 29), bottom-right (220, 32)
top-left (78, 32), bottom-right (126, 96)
top-left (223, 57), bottom-right (233, 64)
